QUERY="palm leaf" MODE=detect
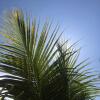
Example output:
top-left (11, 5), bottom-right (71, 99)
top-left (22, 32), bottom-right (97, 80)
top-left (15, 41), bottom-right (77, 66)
top-left (0, 9), bottom-right (99, 100)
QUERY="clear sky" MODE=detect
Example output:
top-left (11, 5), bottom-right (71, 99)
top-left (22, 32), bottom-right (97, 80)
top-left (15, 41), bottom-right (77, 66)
top-left (0, 0), bottom-right (100, 99)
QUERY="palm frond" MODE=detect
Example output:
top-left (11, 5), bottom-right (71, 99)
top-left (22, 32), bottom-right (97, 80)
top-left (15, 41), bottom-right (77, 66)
top-left (0, 9), bottom-right (99, 100)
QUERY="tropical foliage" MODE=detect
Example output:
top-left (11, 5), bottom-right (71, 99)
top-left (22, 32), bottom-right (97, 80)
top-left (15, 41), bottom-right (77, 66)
top-left (0, 9), bottom-right (99, 100)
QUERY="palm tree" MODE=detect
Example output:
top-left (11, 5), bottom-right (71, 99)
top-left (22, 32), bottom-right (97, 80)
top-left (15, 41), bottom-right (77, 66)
top-left (0, 9), bottom-right (99, 100)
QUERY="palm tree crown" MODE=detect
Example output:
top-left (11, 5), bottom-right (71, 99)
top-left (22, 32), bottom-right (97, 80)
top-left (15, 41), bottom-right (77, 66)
top-left (0, 9), bottom-right (99, 100)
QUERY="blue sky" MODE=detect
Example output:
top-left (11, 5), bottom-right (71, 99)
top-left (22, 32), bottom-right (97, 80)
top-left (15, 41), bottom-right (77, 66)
top-left (0, 0), bottom-right (100, 99)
